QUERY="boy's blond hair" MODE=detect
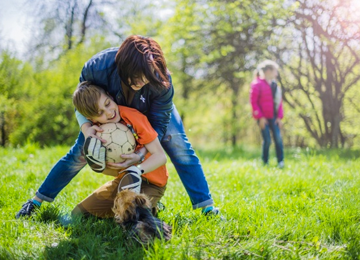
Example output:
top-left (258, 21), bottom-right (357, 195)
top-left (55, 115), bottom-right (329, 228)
top-left (72, 81), bottom-right (107, 119)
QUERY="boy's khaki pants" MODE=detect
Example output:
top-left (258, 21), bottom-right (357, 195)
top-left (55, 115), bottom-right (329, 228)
top-left (73, 177), bottom-right (166, 218)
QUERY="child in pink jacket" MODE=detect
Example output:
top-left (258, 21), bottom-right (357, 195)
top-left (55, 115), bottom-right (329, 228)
top-left (250, 60), bottom-right (284, 168)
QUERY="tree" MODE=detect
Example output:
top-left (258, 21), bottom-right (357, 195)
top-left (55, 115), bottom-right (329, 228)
top-left (166, 0), bottom-right (288, 146)
top-left (1, 1), bottom-right (171, 147)
top-left (0, 50), bottom-right (33, 146)
top-left (276, 0), bottom-right (360, 148)
top-left (9, 39), bottom-right (111, 146)
top-left (162, 0), bottom-right (205, 121)
top-left (26, 0), bottom-right (116, 62)
top-left (26, 0), bottom-right (169, 64)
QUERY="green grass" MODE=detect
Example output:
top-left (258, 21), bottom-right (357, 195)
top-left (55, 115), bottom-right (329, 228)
top-left (1, 144), bottom-right (360, 259)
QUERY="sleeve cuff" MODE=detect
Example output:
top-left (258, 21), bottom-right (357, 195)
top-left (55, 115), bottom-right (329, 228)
top-left (75, 110), bottom-right (92, 127)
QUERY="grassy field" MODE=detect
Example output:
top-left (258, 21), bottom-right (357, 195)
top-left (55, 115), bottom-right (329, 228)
top-left (1, 144), bottom-right (360, 259)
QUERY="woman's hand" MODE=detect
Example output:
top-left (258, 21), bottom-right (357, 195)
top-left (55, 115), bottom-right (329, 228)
top-left (259, 117), bottom-right (268, 130)
top-left (106, 153), bottom-right (141, 171)
top-left (275, 118), bottom-right (283, 129)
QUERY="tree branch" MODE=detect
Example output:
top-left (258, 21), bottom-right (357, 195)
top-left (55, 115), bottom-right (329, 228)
top-left (78, 0), bottom-right (93, 45)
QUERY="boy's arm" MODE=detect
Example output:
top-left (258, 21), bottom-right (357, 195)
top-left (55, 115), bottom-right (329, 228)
top-left (75, 110), bottom-right (92, 129)
top-left (115, 138), bottom-right (166, 194)
top-left (107, 106), bottom-right (164, 171)
top-left (137, 138), bottom-right (167, 174)
top-left (76, 111), bottom-right (100, 141)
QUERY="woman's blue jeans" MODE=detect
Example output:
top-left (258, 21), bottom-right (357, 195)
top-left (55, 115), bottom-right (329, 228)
top-left (260, 118), bottom-right (284, 164)
top-left (36, 105), bottom-right (213, 209)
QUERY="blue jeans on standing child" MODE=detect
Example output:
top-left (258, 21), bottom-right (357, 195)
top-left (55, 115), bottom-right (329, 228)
top-left (260, 117), bottom-right (284, 164)
top-left (36, 105), bottom-right (213, 209)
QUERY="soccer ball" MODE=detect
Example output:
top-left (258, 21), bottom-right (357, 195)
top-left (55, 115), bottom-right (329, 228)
top-left (96, 122), bottom-right (136, 163)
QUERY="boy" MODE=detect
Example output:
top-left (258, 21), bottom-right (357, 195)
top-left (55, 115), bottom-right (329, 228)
top-left (71, 81), bottom-right (168, 218)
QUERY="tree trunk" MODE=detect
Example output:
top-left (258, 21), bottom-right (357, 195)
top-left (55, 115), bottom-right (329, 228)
top-left (78, 0), bottom-right (93, 45)
top-left (66, 2), bottom-right (76, 50)
top-left (230, 84), bottom-right (240, 147)
top-left (180, 54), bottom-right (191, 123)
top-left (0, 112), bottom-right (5, 147)
top-left (231, 100), bottom-right (237, 147)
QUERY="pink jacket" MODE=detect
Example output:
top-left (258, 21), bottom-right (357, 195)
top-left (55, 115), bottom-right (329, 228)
top-left (250, 77), bottom-right (283, 120)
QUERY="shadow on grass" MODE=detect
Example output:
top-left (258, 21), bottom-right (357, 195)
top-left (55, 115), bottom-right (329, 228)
top-left (196, 146), bottom-right (360, 162)
top-left (36, 206), bottom-right (145, 260)
top-left (43, 218), bottom-right (144, 260)
top-left (196, 146), bottom-right (261, 161)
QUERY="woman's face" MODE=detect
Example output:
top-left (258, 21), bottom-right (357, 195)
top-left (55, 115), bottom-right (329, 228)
top-left (129, 75), bottom-right (149, 91)
top-left (265, 68), bottom-right (278, 80)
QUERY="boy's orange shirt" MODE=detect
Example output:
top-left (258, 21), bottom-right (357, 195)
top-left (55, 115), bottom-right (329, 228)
top-left (116, 105), bottom-right (168, 187)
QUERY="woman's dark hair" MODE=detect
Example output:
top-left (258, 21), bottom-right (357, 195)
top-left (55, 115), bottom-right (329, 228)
top-left (115, 35), bottom-right (170, 91)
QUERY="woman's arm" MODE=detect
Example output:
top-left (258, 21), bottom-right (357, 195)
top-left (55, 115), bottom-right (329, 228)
top-left (147, 75), bottom-right (174, 141)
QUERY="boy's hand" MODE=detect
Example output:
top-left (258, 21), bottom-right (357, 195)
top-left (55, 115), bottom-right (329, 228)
top-left (83, 124), bottom-right (106, 142)
top-left (83, 136), bottom-right (106, 173)
top-left (107, 147), bottom-right (147, 170)
top-left (118, 166), bottom-right (143, 194)
top-left (106, 153), bottom-right (140, 170)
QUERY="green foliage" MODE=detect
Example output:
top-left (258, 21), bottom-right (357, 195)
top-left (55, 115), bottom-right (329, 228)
top-left (1, 38), bottom-right (112, 146)
top-left (2, 146), bottom-right (360, 259)
top-left (162, 0), bottom-right (290, 146)
top-left (1, 0), bottom-right (360, 148)
top-left (0, 51), bottom-right (33, 146)
top-left (120, 0), bottom-right (169, 37)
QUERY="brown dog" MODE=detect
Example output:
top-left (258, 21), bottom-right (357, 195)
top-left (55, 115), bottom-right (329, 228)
top-left (112, 190), bottom-right (172, 244)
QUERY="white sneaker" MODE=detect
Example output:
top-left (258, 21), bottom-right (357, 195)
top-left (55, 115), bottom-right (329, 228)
top-left (278, 161), bottom-right (285, 169)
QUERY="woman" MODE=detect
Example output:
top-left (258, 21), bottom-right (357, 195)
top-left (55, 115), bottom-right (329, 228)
top-left (250, 60), bottom-right (284, 168)
top-left (16, 35), bottom-right (218, 218)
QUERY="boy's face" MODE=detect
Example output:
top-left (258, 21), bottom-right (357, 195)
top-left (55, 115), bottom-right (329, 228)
top-left (89, 93), bottom-right (121, 124)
